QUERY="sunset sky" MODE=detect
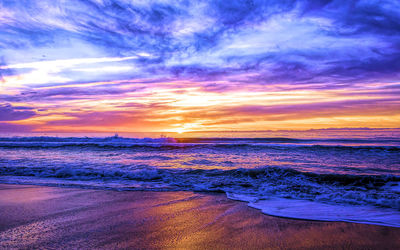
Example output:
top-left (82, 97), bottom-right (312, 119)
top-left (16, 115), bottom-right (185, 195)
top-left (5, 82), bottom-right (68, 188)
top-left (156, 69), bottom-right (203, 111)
top-left (1, 0), bottom-right (399, 133)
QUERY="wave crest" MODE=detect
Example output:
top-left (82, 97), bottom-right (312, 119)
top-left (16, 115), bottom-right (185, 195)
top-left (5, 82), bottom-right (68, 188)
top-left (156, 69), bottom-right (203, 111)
top-left (1, 165), bottom-right (399, 210)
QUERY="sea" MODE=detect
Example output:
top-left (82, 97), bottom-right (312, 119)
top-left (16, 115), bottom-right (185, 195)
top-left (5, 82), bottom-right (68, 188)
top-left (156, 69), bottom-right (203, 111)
top-left (0, 129), bottom-right (399, 227)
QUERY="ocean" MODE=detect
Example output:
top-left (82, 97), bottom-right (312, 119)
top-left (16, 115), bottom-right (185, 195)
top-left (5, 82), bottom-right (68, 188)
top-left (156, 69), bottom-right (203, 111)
top-left (0, 129), bottom-right (399, 227)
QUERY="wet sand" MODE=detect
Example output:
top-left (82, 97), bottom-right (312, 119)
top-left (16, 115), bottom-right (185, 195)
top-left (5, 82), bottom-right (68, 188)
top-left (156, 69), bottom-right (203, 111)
top-left (0, 184), bottom-right (399, 249)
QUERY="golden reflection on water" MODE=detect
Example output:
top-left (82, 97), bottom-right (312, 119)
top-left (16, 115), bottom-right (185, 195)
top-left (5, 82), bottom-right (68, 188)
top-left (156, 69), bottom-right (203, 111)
top-left (145, 193), bottom-right (232, 248)
top-left (134, 192), bottom-right (400, 249)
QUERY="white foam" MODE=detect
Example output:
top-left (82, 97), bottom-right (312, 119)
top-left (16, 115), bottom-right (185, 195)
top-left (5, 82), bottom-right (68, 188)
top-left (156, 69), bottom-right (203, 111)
top-left (227, 193), bottom-right (400, 227)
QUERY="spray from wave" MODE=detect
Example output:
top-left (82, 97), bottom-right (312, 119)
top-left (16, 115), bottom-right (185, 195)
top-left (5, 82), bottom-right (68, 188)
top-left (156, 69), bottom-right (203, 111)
top-left (0, 135), bottom-right (399, 227)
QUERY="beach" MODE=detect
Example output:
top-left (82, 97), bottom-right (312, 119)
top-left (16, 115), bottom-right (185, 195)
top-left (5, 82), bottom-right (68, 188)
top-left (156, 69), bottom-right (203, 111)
top-left (2, 0), bottom-right (400, 248)
top-left (0, 184), bottom-right (399, 249)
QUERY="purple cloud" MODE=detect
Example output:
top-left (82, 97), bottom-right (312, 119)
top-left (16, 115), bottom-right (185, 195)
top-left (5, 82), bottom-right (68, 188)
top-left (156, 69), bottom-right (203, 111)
top-left (0, 104), bottom-right (36, 121)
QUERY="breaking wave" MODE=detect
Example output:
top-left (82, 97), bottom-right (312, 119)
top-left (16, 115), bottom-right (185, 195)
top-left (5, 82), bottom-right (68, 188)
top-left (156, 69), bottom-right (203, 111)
top-left (0, 135), bottom-right (399, 227)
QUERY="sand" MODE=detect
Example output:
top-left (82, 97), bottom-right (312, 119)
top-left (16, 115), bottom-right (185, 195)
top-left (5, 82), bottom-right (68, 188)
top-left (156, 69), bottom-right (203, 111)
top-left (0, 184), bottom-right (399, 249)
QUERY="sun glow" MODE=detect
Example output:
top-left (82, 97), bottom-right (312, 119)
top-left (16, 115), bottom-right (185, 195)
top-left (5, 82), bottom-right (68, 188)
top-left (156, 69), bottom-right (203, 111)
top-left (175, 128), bottom-right (185, 134)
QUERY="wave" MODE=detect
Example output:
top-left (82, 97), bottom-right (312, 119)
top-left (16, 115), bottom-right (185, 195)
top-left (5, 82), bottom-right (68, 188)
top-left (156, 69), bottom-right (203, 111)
top-left (228, 194), bottom-right (400, 228)
top-left (1, 135), bottom-right (399, 227)
top-left (1, 165), bottom-right (399, 210)
top-left (0, 136), bottom-right (399, 150)
top-left (2, 136), bottom-right (400, 144)
top-left (174, 137), bottom-right (400, 144)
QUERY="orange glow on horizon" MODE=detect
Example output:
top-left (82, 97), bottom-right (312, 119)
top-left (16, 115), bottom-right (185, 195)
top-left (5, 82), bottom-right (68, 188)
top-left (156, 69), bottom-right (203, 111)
top-left (2, 75), bottom-right (399, 132)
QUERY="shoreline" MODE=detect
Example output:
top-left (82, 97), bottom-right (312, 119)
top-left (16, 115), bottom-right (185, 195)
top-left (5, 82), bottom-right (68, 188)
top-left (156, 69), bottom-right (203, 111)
top-left (1, 183), bottom-right (399, 249)
top-left (2, 179), bottom-right (399, 228)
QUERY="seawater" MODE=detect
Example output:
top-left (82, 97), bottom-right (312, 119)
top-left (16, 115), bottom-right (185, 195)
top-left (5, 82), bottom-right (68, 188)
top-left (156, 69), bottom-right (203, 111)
top-left (0, 129), bottom-right (399, 227)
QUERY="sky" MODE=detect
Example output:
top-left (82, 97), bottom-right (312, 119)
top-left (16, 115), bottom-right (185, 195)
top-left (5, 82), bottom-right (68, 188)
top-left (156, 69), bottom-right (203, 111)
top-left (0, 0), bottom-right (399, 133)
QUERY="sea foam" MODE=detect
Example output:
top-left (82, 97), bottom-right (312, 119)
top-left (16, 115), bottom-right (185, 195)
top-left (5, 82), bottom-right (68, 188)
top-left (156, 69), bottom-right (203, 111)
top-left (0, 135), bottom-right (399, 227)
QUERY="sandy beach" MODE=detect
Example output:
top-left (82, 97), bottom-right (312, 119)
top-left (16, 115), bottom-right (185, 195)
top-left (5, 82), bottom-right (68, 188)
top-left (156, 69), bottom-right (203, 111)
top-left (0, 184), bottom-right (399, 249)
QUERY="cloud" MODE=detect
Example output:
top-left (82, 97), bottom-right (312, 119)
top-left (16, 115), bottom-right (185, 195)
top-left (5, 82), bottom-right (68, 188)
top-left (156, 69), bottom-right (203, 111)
top-left (0, 103), bottom-right (36, 121)
top-left (1, 0), bottom-right (400, 85)
top-left (0, 0), bottom-right (399, 131)
top-left (0, 122), bottom-right (35, 132)
top-left (220, 98), bottom-right (400, 121)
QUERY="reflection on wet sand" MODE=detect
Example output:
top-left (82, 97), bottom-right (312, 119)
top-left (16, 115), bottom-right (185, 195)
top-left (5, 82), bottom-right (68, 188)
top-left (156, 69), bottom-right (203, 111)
top-left (0, 184), bottom-right (399, 249)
